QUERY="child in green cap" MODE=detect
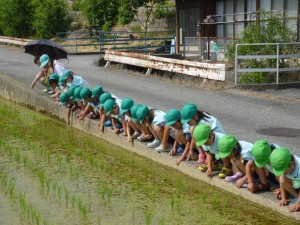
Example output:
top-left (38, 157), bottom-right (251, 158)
top-left (164, 109), bottom-right (193, 165)
top-left (98, 93), bottom-right (123, 134)
top-left (218, 134), bottom-right (254, 184)
top-left (270, 147), bottom-right (300, 212)
top-left (136, 105), bottom-right (167, 149)
top-left (193, 124), bottom-right (230, 178)
top-left (120, 98), bottom-right (142, 142)
top-left (181, 103), bottom-right (225, 165)
top-left (77, 86), bottom-right (103, 120)
top-left (103, 98), bottom-right (126, 135)
top-left (244, 140), bottom-right (279, 193)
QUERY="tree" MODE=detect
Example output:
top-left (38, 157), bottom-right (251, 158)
top-left (118, 0), bottom-right (167, 32)
top-left (82, 0), bottom-right (119, 31)
top-left (226, 10), bottom-right (297, 84)
top-left (0, 0), bottom-right (34, 37)
top-left (32, 0), bottom-right (70, 39)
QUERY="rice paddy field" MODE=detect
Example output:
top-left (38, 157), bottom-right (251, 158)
top-left (0, 97), bottom-right (298, 225)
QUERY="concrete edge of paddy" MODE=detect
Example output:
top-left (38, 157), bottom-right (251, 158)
top-left (0, 73), bottom-right (299, 222)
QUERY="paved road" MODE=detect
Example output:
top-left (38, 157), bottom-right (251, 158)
top-left (1, 46), bottom-right (299, 154)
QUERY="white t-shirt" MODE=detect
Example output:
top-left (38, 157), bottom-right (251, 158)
top-left (53, 60), bottom-right (68, 76)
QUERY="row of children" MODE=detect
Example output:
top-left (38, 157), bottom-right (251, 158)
top-left (32, 54), bottom-right (300, 213)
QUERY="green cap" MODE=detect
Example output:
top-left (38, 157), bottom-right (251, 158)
top-left (61, 69), bottom-right (71, 79)
top-left (80, 88), bottom-right (92, 101)
top-left (181, 104), bottom-right (197, 124)
top-left (165, 109), bottom-right (181, 126)
top-left (103, 99), bottom-right (116, 115)
top-left (39, 54), bottom-right (49, 68)
top-left (92, 86), bottom-right (104, 98)
top-left (270, 147), bottom-right (292, 176)
top-left (48, 73), bottom-right (59, 87)
top-left (59, 92), bottom-right (70, 106)
top-left (58, 74), bottom-right (67, 85)
top-left (218, 134), bottom-right (238, 158)
top-left (251, 140), bottom-right (272, 168)
top-left (121, 98), bottom-right (134, 114)
top-left (68, 85), bottom-right (77, 99)
top-left (130, 104), bottom-right (142, 122)
top-left (136, 105), bottom-right (149, 123)
top-left (99, 93), bottom-right (112, 107)
top-left (73, 87), bottom-right (83, 101)
top-left (193, 124), bottom-right (211, 146)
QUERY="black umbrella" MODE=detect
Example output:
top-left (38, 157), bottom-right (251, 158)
top-left (24, 39), bottom-right (68, 60)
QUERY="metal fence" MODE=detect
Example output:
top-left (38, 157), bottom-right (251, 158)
top-left (183, 37), bottom-right (237, 61)
top-left (56, 30), bottom-right (175, 56)
top-left (235, 42), bottom-right (300, 85)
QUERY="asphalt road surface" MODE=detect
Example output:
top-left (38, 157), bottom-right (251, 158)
top-left (0, 46), bottom-right (299, 154)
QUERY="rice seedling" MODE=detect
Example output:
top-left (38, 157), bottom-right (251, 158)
top-left (22, 155), bottom-right (28, 168)
top-left (211, 194), bottom-right (218, 209)
top-left (64, 186), bottom-right (69, 207)
top-left (201, 191), bottom-right (207, 204)
top-left (57, 186), bottom-right (62, 203)
top-left (37, 171), bottom-right (45, 189)
top-left (8, 177), bottom-right (16, 199)
top-left (144, 210), bottom-right (152, 225)
top-left (77, 197), bottom-right (87, 220)
top-left (14, 150), bottom-right (21, 164)
top-left (159, 217), bottom-right (167, 225)
top-left (98, 215), bottom-right (102, 225)
top-left (71, 195), bottom-right (77, 208)
top-left (170, 196), bottom-right (175, 210)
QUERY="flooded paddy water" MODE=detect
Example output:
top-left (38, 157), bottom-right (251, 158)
top-left (0, 97), bottom-right (298, 225)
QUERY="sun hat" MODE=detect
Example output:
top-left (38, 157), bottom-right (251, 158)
top-left (73, 87), bottom-right (83, 101)
top-left (103, 99), bottom-right (116, 115)
top-left (218, 134), bottom-right (238, 158)
top-left (48, 73), bottom-right (59, 87)
top-left (136, 105), bottom-right (149, 124)
top-left (181, 104), bottom-right (197, 124)
top-left (99, 93), bottom-right (112, 107)
top-left (39, 54), bottom-right (49, 68)
top-left (80, 88), bottom-right (92, 102)
top-left (91, 86), bottom-right (104, 98)
top-left (270, 147), bottom-right (292, 176)
top-left (59, 92), bottom-right (70, 106)
top-left (192, 124), bottom-right (211, 146)
top-left (120, 98), bottom-right (134, 114)
top-left (68, 85), bottom-right (77, 99)
top-left (165, 109), bottom-right (181, 126)
top-left (130, 104), bottom-right (142, 122)
top-left (251, 140), bottom-right (272, 168)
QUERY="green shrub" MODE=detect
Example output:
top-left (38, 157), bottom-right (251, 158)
top-left (225, 10), bottom-right (297, 84)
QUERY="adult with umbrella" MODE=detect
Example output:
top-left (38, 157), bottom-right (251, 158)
top-left (28, 39), bottom-right (69, 92)
top-left (30, 54), bottom-right (69, 92)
